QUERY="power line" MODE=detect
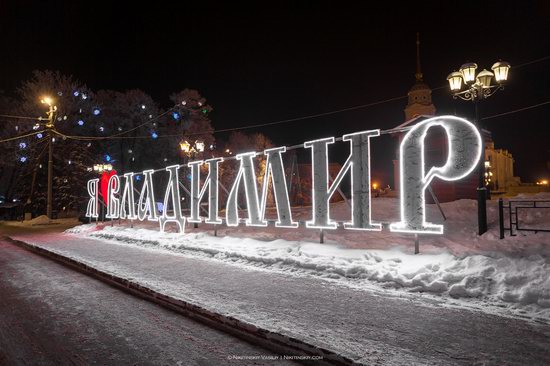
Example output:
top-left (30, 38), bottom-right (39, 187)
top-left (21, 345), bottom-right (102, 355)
top-left (57, 106), bottom-right (177, 141)
top-left (24, 95), bottom-right (550, 144)
top-left (481, 100), bottom-right (550, 120)
top-left (0, 130), bottom-right (45, 143)
top-left (0, 114), bottom-right (41, 121)
top-left (53, 98), bottom-right (550, 143)
top-left (514, 55), bottom-right (550, 69)
top-left (3, 54), bottom-right (550, 145)
top-left (57, 94), bottom-right (409, 142)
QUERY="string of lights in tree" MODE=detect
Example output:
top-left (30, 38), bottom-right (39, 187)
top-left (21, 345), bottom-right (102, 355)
top-left (13, 89), bottom-right (104, 164)
top-left (14, 90), bottom-right (197, 165)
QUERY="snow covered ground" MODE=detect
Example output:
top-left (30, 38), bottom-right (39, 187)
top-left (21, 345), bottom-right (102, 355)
top-left (68, 194), bottom-right (550, 322)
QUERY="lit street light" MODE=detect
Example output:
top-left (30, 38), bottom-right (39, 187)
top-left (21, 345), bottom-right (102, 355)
top-left (179, 139), bottom-right (205, 228)
top-left (40, 96), bottom-right (58, 219)
top-left (447, 60), bottom-right (510, 235)
top-left (179, 139), bottom-right (205, 154)
top-left (93, 164), bottom-right (113, 173)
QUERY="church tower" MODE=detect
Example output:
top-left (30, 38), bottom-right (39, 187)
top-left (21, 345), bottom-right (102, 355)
top-left (404, 33), bottom-right (436, 120)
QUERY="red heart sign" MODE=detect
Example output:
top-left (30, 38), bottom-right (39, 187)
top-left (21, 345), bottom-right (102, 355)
top-left (99, 170), bottom-right (117, 207)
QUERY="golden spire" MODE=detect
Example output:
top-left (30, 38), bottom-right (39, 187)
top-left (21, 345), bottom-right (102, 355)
top-left (415, 32), bottom-right (423, 82)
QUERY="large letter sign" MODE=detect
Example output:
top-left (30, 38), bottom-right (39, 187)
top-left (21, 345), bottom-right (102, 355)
top-left (106, 174), bottom-right (120, 219)
top-left (188, 158), bottom-right (223, 225)
top-left (226, 152), bottom-right (265, 226)
top-left (85, 115), bottom-right (481, 240)
top-left (304, 137), bottom-right (339, 229)
top-left (390, 116), bottom-right (482, 234)
top-left (304, 130), bottom-right (380, 230)
top-left (86, 178), bottom-right (99, 218)
top-left (119, 172), bottom-right (137, 220)
top-left (343, 130), bottom-right (381, 231)
top-left (159, 165), bottom-right (185, 232)
top-left (261, 147), bottom-right (297, 228)
top-left (137, 170), bottom-right (158, 221)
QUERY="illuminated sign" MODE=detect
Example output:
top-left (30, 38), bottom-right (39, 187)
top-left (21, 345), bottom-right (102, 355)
top-left (85, 116), bottom-right (481, 235)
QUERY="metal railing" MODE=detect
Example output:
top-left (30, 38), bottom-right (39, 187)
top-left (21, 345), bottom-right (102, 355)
top-left (498, 198), bottom-right (550, 238)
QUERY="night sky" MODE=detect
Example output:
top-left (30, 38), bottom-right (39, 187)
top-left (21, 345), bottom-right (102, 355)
top-left (1, 2), bottom-right (549, 185)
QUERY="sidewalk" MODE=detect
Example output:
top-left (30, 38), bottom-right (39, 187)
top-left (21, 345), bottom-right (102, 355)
top-left (9, 231), bottom-right (550, 365)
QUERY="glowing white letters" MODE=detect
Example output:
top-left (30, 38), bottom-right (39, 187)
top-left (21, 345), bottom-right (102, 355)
top-left (261, 147), bottom-right (297, 228)
top-left (389, 116), bottom-right (482, 234)
top-left (342, 130), bottom-right (381, 231)
top-left (137, 170), bottom-right (158, 221)
top-left (106, 174), bottom-right (120, 219)
top-left (188, 158), bottom-right (223, 224)
top-left (86, 178), bottom-right (99, 218)
top-left (119, 172), bottom-right (137, 220)
top-left (159, 165), bottom-right (185, 232)
top-left (85, 115), bottom-right (481, 238)
top-left (304, 137), bottom-right (343, 229)
top-left (226, 148), bottom-right (297, 227)
top-left (226, 152), bottom-right (265, 226)
top-left (304, 130), bottom-right (381, 230)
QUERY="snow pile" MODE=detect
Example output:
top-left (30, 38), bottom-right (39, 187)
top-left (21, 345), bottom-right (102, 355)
top-left (68, 223), bottom-right (550, 319)
top-left (27, 215), bottom-right (51, 225)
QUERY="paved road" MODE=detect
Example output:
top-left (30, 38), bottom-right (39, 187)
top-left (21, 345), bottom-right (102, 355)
top-left (13, 231), bottom-right (550, 365)
top-left (0, 239), bottom-right (298, 365)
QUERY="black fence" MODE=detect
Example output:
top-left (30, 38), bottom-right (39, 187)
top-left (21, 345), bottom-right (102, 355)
top-left (498, 198), bottom-right (550, 239)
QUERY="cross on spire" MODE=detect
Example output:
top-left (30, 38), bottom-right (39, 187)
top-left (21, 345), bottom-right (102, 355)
top-left (415, 32), bottom-right (423, 82)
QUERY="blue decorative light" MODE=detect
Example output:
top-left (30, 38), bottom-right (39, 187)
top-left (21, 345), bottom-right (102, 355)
top-left (81, 93), bottom-right (88, 100)
top-left (93, 107), bottom-right (101, 116)
top-left (37, 133), bottom-right (43, 139)
top-left (19, 142), bottom-right (27, 149)
top-left (77, 120), bottom-right (84, 126)
top-left (104, 154), bottom-right (111, 162)
top-left (73, 91), bottom-right (80, 97)
top-left (20, 156), bottom-right (27, 163)
top-left (151, 132), bottom-right (158, 139)
top-left (99, 126), bottom-right (105, 132)
top-left (172, 111), bottom-right (180, 120)
top-left (135, 175), bottom-right (141, 181)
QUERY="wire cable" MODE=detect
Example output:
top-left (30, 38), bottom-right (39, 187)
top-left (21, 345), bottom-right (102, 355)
top-left (481, 100), bottom-right (550, 120)
top-left (0, 114), bottom-right (41, 121)
top-left (53, 97), bottom-right (550, 143)
top-left (60, 106), bottom-right (177, 141)
top-left (0, 130), bottom-right (45, 143)
top-left (6, 55), bottom-right (550, 144)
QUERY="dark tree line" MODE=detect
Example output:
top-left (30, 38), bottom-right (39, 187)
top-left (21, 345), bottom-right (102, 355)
top-left (0, 70), bottom-right (273, 218)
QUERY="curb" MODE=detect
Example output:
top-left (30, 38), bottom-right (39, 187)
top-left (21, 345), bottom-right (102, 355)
top-left (6, 236), bottom-right (359, 366)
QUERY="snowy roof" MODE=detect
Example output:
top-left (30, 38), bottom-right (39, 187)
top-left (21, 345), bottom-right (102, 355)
top-left (393, 116), bottom-right (493, 137)
top-left (393, 114), bottom-right (434, 130)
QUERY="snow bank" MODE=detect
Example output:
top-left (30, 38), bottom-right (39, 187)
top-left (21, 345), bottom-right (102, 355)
top-left (67, 223), bottom-right (550, 320)
top-left (28, 215), bottom-right (51, 225)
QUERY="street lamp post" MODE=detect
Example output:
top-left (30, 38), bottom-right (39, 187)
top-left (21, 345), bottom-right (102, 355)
top-left (41, 97), bottom-right (57, 220)
top-left (446, 61), bottom-right (511, 235)
top-left (93, 163), bottom-right (113, 173)
top-left (180, 139), bottom-right (205, 228)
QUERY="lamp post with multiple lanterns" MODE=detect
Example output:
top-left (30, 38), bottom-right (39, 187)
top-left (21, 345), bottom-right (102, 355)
top-left (93, 163), bottom-right (113, 173)
top-left (447, 61), bottom-right (511, 235)
top-left (179, 139), bottom-right (205, 156)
